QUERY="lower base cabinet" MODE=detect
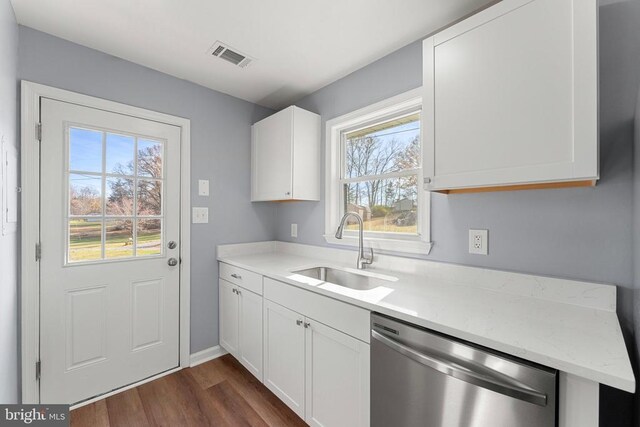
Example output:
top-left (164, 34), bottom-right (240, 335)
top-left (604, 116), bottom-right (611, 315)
top-left (263, 299), bottom-right (370, 426)
top-left (219, 278), bottom-right (263, 381)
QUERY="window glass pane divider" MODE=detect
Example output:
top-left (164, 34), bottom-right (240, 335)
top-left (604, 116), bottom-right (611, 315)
top-left (100, 131), bottom-right (106, 259)
top-left (340, 168), bottom-right (419, 184)
top-left (133, 137), bottom-right (139, 256)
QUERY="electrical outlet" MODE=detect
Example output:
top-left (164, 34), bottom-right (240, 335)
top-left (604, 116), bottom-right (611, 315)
top-left (469, 229), bottom-right (488, 255)
top-left (192, 207), bottom-right (209, 224)
top-left (291, 223), bottom-right (298, 238)
top-left (198, 179), bottom-right (209, 196)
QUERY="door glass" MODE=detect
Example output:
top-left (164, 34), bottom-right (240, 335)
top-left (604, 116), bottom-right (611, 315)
top-left (67, 126), bottom-right (165, 263)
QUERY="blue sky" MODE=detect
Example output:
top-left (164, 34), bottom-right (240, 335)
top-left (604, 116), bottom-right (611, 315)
top-left (69, 127), bottom-right (161, 199)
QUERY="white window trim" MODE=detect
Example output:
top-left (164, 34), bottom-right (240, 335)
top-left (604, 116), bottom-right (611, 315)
top-left (324, 88), bottom-right (432, 255)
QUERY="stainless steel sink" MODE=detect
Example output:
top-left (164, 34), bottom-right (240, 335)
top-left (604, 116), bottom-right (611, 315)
top-left (292, 266), bottom-right (386, 290)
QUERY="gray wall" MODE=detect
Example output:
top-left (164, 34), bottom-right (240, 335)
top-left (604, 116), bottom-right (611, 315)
top-left (0, 0), bottom-right (19, 404)
top-left (276, 1), bottom-right (640, 422)
top-left (17, 26), bottom-right (276, 354)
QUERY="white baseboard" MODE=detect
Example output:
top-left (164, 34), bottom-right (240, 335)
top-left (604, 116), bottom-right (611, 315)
top-left (189, 345), bottom-right (227, 367)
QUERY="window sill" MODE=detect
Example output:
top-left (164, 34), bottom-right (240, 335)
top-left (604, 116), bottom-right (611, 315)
top-left (323, 234), bottom-right (432, 255)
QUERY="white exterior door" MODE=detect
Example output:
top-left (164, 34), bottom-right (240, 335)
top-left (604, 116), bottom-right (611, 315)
top-left (39, 98), bottom-right (182, 404)
top-left (263, 300), bottom-right (306, 417)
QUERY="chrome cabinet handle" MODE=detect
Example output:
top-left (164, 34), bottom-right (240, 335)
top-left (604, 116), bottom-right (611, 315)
top-left (371, 330), bottom-right (547, 407)
top-left (285, 191), bottom-right (291, 196)
top-left (296, 320), bottom-right (303, 326)
top-left (168, 258), bottom-right (178, 266)
top-left (231, 273), bottom-right (242, 279)
top-left (232, 288), bottom-right (237, 294)
top-left (303, 322), bottom-right (310, 329)
top-left (236, 289), bottom-right (242, 295)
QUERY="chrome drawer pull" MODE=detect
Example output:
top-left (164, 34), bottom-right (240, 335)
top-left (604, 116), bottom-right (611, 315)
top-left (231, 273), bottom-right (242, 279)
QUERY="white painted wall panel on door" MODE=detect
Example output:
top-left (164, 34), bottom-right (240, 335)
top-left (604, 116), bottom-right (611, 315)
top-left (219, 279), bottom-right (239, 356)
top-left (423, 0), bottom-right (598, 190)
top-left (264, 277), bottom-right (370, 343)
top-left (220, 262), bottom-right (263, 295)
top-left (251, 108), bottom-right (293, 201)
top-left (263, 299), bottom-right (306, 418)
top-left (131, 279), bottom-right (164, 351)
top-left (305, 320), bottom-right (370, 427)
top-left (238, 288), bottom-right (263, 381)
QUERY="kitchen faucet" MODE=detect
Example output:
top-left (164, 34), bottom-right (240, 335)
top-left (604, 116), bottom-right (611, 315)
top-left (335, 212), bottom-right (374, 269)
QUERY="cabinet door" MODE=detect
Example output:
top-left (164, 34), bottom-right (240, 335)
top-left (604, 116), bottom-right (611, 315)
top-left (423, 0), bottom-right (597, 190)
top-left (251, 108), bottom-right (293, 201)
top-left (238, 288), bottom-right (263, 381)
top-left (305, 320), bottom-right (370, 427)
top-left (263, 300), bottom-right (306, 417)
top-left (219, 279), bottom-right (239, 356)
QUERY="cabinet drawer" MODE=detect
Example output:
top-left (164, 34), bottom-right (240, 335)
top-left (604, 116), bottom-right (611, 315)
top-left (220, 263), bottom-right (262, 295)
top-left (264, 277), bottom-right (370, 343)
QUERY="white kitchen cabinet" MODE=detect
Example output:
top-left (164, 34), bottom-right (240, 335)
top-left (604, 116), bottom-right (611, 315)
top-left (219, 279), bottom-right (239, 356)
top-left (263, 297), bottom-right (369, 426)
top-left (422, 0), bottom-right (598, 192)
top-left (305, 319), bottom-right (370, 427)
top-left (263, 300), bottom-right (306, 417)
top-left (251, 106), bottom-right (321, 201)
top-left (238, 286), bottom-right (264, 379)
top-left (219, 277), bottom-right (263, 381)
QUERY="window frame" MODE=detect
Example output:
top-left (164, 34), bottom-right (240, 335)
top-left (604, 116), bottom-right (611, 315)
top-left (324, 88), bottom-right (432, 254)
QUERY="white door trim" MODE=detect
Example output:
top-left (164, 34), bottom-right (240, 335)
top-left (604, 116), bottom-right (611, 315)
top-left (20, 80), bottom-right (191, 404)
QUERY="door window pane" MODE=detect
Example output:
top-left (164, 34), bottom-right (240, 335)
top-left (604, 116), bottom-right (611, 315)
top-left (344, 176), bottom-right (418, 234)
top-left (137, 219), bottom-right (161, 256)
top-left (137, 139), bottom-right (163, 178)
top-left (106, 133), bottom-right (135, 175)
top-left (106, 177), bottom-right (134, 216)
top-left (69, 174), bottom-right (102, 216)
top-left (105, 219), bottom-right (134, 259)
top-left (66, 126), bottom-right (165, 264)
top-left (137, 180), bottom-right (162, 216)
top-left (69, 219), bottom-right (103, 262)
top-left (69, 128), bottom-right (103, 173)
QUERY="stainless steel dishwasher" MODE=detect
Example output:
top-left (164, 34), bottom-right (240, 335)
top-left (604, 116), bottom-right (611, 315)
top-left (371, 313), bottom-right (557, 427)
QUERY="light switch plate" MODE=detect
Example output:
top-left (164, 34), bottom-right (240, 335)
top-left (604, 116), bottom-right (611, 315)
top-left (192, 207), bottom-right (209, 223)
top-left (291, 223), bottom-right (298, 238)
top-left (198, 179), bottom-right (209, 196)
top-left (469, 229), bottom-right (488, 255)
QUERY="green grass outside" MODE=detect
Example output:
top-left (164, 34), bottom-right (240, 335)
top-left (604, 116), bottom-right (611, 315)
top-left (69, 219), bottom-right (161, 261)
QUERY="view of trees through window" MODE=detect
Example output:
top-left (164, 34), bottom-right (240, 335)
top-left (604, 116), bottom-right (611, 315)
top-left (342, 112), bottom-right (420, 234)
top-left (67, 127), bottom-right (163, 262)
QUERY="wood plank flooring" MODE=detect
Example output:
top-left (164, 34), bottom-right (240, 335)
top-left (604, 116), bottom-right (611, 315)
top-left (70, 355), bottom-right (307, 427)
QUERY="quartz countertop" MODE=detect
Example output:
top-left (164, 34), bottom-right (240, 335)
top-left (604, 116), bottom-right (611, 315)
top-left (217, 242), bottom-right (635, 393)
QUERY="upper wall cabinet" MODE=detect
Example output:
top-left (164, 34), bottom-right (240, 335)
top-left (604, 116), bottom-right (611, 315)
top-left (251, 106), bottom-right (321, 201)
top-left (422, 0), bottom-right (598, 193)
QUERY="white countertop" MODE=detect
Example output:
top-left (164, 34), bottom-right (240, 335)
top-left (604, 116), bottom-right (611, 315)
top-left (217, 242), bottom-right (635, 393)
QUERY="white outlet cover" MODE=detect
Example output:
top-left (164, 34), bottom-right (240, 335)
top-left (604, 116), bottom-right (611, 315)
top-left (198, 179), bottom-right (209, 196)
top-left (291, 223), bottom-right (298, 238)
top-left (192, 207), bottom-right (209, 224)
top-left (469, 229), bottom-right (488, 255)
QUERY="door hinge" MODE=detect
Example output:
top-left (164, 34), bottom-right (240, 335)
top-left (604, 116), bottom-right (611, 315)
top-left (35, 243), bottom-right (41, 261)
top-left (36, 123), bottom-right (42, 141)
top-left (35, 360), bottom-right (41, 380)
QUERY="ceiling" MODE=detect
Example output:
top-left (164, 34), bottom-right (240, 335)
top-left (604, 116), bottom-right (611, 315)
top-left (11, 0), bottom-right (493, 109)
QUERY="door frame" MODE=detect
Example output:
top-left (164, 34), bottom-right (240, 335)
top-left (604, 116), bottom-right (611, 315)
top-left (20, 81), bottom-right (192, 404)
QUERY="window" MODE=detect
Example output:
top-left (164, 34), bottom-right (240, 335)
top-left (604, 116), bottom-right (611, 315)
top-left (67, 126), bottom-right (164, 263)
top-left (325, 89), bottom-right (432, 254)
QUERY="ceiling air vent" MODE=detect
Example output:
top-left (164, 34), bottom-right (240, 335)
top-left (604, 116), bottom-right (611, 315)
top-left (208, 41), bottom-right (253, 68)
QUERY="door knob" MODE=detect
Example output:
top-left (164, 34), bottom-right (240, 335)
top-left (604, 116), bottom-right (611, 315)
top-left (168, 258), bottom-right (178, 266)
top-left (168, 241), bottom-right (177, 249)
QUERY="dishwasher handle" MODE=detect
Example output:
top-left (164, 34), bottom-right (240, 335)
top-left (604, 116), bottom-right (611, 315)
top-left (372, 330), bottom-right (548, 407)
